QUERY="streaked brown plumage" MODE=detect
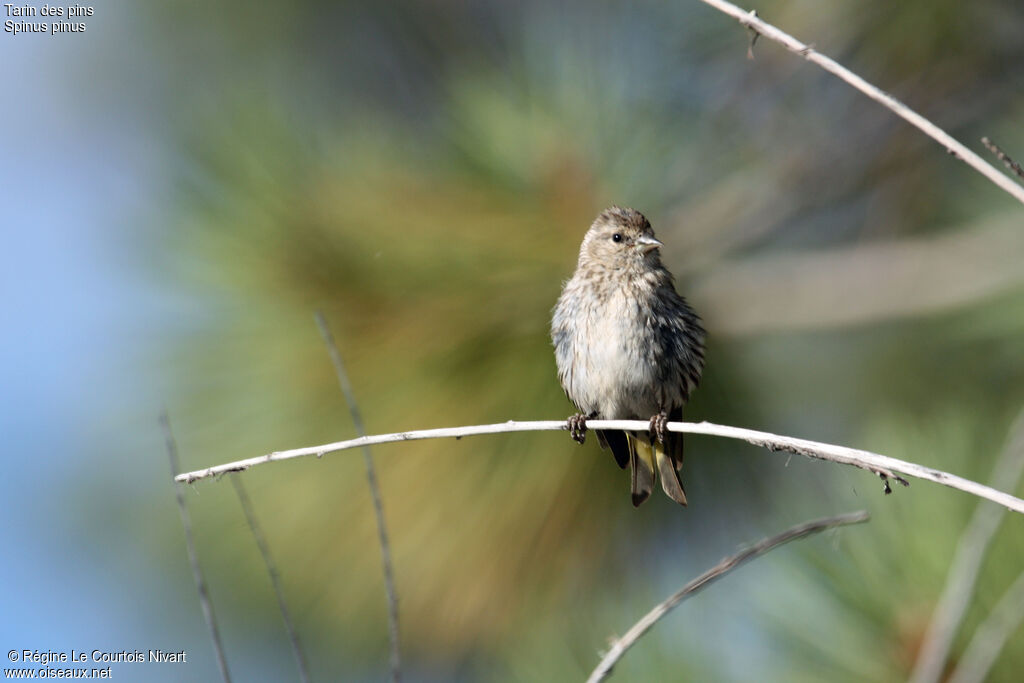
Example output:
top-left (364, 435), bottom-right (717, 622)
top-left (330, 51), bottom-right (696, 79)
top-left (551, 207), bottom-right (705, 506)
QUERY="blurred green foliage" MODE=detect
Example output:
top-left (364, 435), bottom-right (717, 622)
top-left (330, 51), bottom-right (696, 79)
top-left (125, 0), bottom-right (1024, 679)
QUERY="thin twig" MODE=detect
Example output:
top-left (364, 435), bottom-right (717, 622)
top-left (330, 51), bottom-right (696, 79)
top-left (586, 510), bottom-right (870, 683)
top-left (697, 0), bottom-right (1024, 206)
top-left (230, 475), bottom-right (310, 683)
top-left (314, 311), bottom-right (401, 683)
top-left (981, 137), bottom-right (1024, 181)
top-left (947, 570), bottom-right (1024, 683)
top-left (909, 411), bottom-right (1024, 683)
top-left (161, 410), bottom-right (232, 683)
top-left (174, 419), bottom-right (1024, 515)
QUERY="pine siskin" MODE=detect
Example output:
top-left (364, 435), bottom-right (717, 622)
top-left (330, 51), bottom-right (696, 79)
top-left (551, 207), bottom-right (705, 507)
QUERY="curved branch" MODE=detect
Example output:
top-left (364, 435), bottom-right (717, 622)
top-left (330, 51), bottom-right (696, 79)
top-left (172, 419), bottom-right (1024, 514)
top-left (697, 0), bottom-right (1024, 206)
top-left (586, 510), bottom-right (871, 683)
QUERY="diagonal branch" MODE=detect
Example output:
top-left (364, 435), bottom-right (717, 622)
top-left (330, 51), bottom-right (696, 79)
top-left (981, 137), bottom-right (1024, 181)
top-left (314, 311), bottom-right (401, 683)
top-left (161, 410), bottom-right (233, 683)
top-left (697, 0), bottom-right (1024, 206)
top-left (230, 475), bottom-right (310, 683)
top-left (172, 419), bottom-right (1024, 515)
top-left (586, 510), bottom-right (871, 683)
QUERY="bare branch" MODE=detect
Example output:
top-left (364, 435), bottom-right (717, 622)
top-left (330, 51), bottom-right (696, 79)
top-left (173, 419), bottom-right (1024, 514)
top-left (981, 137), bottom-right (1024, 181)
top-left (162, 410), bottom-right (232, 683)
top-left (229, 475), bottom-right (310, 683)
top-left (586, 510), bottom-right (871, 683)
top-left (948, 571), bottom-right (1024, 683)
top-left (314, 311), bottom-right (401, 683)
top-left (697, 0), bottom-right (1024, 206)
top-left (910, 411), bottom-right (1024, 683)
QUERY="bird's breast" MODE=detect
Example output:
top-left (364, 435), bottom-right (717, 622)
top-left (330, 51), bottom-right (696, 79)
top-left (557, 282), bottom-right (662, 418)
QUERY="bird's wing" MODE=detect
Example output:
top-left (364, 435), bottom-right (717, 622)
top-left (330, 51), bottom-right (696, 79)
top-left (596, 429), bottom-right (630, 469)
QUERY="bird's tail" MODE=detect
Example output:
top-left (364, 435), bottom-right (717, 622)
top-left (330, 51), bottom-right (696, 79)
top-left (629, 432), bottom-right (688, 507)
top-left (629, 435), bottom-right (656, 507)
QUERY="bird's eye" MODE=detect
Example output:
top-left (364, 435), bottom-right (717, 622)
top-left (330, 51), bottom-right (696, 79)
top-left (612, 233), bottom-right (623, 243)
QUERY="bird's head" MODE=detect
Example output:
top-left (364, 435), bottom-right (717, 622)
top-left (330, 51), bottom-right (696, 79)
top-left (578, 206), bottom-right (664, 273)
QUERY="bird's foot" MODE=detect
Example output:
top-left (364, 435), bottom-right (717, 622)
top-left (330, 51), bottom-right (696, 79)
top-left (649, 412), bottom-right (668, 444)
top-left (567, 414), bottom-right (588, 444)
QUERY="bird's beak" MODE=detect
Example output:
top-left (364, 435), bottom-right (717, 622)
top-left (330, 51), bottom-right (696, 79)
top-left (635, 235), bottom-right (663, 253)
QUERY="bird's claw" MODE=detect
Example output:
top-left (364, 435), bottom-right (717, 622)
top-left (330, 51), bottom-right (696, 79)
top-left (649, 413), bottom-right (668, 444)
top-left (567, 414), bottom-right (588, 444)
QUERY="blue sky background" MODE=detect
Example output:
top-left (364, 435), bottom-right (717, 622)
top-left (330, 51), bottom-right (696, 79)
top-left (0, 9), bottom-right (223, 679)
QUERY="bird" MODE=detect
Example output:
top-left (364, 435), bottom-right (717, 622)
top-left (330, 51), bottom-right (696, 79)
top-left (551, 207), bottom-right (705, 507)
